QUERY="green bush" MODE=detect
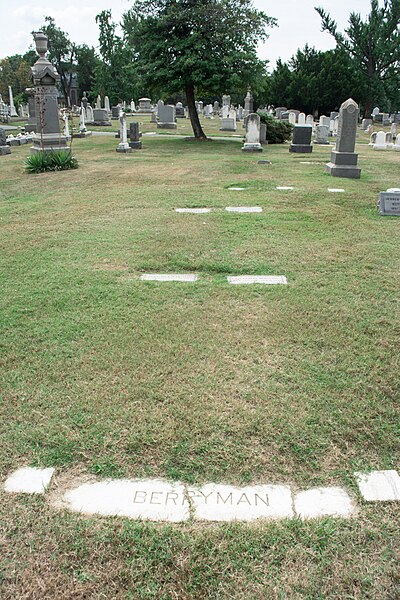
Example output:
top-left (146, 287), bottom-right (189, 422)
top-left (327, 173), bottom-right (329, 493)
top-left (24, 150), bottom-right (79, 174)
top-left (257, 111), bottom-right (293, 144)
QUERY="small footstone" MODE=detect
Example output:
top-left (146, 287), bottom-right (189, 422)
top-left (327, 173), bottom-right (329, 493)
top-left (328, 188), bottom-right (345, 193)
top-left (175, 208), bottom-right (211, 214)
top-left (227, 275), bottom-right (287, 285)
top-left (228, 187), bottom-right (245, 191)
top-left (276, 186), bottom-right (294, 191)
top-left (225, 207), bottom-right (262, 213)
top-left (355, 470), bottom-right (400, 502)
top-left (4, 467), bottom-right (55, 494)
top-left (258, 160), bottom-right (271, 165)
top-left (294, 487), bottom-right (355, 519)
top-left (140, 274), bottom-right (198, 282)
top-left (191, 483), bottom-right (293, 522)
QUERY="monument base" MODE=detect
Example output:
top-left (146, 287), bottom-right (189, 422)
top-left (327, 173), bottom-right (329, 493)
top-left (30, 132), bottom-right (68, 153)
top-left (242, 143), bottom-right (263, 152)
top-left (129, 141), bottom-right (142, 149)
top-left (92, 121), bottom-right (112, 127)
top-left (0, 146), bottom-right (11, 155)
top-left (157, 123), bottom-right (177, 129)
top-left (116, 144), bottom-right (132, 153)
top-left (74, 131), bottom-right (92, 138)
top-left (289, 144), bottom-right (312, 153)
top-left (325, 150), bottom-right (361, 179)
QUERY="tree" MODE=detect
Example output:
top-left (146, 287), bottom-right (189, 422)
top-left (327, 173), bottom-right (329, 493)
top-left (0, 51), bottom-right (36, 102)
top-left (39, 16), bottom-right (76, 105)
top-left (315, 0), bottom-right (400, 116)
top-left (122, 0), bottom-right (276, 139)
top-left (75, 45), bottom-right (101, 101)
top-left (95, 10), bottom-right (140, 104)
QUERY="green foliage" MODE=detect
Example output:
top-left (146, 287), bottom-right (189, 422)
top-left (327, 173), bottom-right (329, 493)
top-left (0, 51), bottom-right (36, 100)
top-left (94, 10), bottom-right (140, 105)
top-left (122, 0), bottom-right (276, 138)
top-left (257, 111), bottom-right (293, 144)
top-left (24, 150), bottom-right (78, 174)
top-left (75, 45), bottom-right (101, 102)
top-left (315, 0), bottom-right (400, 115)
top-left (268, 46), bottom-right (363, 115)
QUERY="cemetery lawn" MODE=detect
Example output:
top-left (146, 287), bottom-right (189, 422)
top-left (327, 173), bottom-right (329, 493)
top-left (1, 128), bottom-right (399, 598)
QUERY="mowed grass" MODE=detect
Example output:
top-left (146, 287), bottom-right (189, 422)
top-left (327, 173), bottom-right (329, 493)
top-left (0, 123), bottom-right (399, 598)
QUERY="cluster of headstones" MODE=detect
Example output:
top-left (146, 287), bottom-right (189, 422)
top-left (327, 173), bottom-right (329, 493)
top-left (369, 127), bottom-right (400, 151)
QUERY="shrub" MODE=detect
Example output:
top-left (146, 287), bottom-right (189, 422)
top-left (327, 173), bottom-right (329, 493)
top-left (25, 150), bottom-right (79, 174)
top-left (257, 111), bottom-right (293, 144)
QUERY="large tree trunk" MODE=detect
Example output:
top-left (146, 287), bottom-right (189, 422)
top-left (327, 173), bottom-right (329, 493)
top-left (185, 83), bottom-right (207, 140)
top-left (364, 97), bottom-right (373, 119)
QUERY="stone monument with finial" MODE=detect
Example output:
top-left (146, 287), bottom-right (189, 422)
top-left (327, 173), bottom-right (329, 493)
top-left (30, 31), bottom-right (68, 153)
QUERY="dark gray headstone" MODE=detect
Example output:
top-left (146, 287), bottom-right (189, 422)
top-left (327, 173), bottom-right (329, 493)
top-left (129, 121), bottom-right (142, 149)
top-left (325, 98), bottom-right (361, 179)
top-left (289, 125), bottom-right (312, 153)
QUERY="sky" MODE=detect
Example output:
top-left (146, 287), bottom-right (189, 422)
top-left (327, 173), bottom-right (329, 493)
top-left (1, 0), bottom-right (371, 68)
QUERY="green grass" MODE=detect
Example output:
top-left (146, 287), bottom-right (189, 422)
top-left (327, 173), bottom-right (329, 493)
top-left (0, 121), bottom-right (399, 597)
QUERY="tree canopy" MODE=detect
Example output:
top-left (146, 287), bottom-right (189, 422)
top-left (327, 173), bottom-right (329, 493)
top-left (315, 0), bottom-right (400, 116)
top-left (122, 0), bottom-right (276, 138)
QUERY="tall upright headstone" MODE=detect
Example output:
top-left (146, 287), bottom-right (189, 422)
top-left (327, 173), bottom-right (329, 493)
top-left (0, 127), bottom-right (11, 155)
top-left (116, 112), bottom-right (131, 153)
top-left (30, 32), bottom-right (68, 153)
top-left (104, 96), bottom-right (111, 113)
top-left (8, 86), bottom-right (18, 117)
top-left (129, 122), bottom-right (142, 149)
top-left (157, 104), bottom-right (177, 129)
top-left (325, 98), bottom-right (361, 179)
top-left (244, 88), bottom-right (254, 117)
top-left (242, 113), bottom-right (262, 152)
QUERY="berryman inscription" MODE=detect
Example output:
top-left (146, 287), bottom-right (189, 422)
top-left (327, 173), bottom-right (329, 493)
top-left (132, 489), bottom-right (270, 507)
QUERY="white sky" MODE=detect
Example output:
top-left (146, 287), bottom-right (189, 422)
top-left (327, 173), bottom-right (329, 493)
top-left (1, 0), bottom-right (371, 69)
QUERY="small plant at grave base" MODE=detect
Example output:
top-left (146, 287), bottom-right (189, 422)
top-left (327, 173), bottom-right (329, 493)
top-left (24, 150), bottom-right (79, 174)
top-left (257, 111), bottom-right (293, 144)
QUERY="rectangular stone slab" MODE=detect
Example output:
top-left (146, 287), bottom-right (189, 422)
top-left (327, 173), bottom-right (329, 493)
top-left (225, 207), bottom-right (262, 213)
top-left (294, 487), bottom-right (355, 519)
top-left (355, 470), bottom-right (400, 501)
top-left (378, 192), bottom-right (400, 215)
top-left (4, 467), bottom-right (55, 494)
top-left (175, 208), bottom-right (211, 213)
top-left (191, 483), bottom-right (294, 521)
top-left (64, 479), bottom-right (190, 522)
top-left (140, 274), bottom-right (198, 282)
top-left (227, 276), bottom-right (287, 285)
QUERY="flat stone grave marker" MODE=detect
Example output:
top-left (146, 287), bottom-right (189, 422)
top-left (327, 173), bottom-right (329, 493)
top-left (175, 208), bottom-right (211, 214)
top-left (355, 470), bottom-right (400, 501)
top-left (4, 467), bottom-right (55, 494)
top-left (227, 275), bottom-right (287, 285)
top-left (228, 187), bottom-right (245, 191)
top-left (140, 274), bottom-right (198, 282)
top-left (192, 483), bottom-right (293, 522)
top-left (64, 479), bottom-right (190, 522)
top-left (276, 186), bottom-right (294, 191)
top-left (294, 487), bottom-right (355, 519)
top-left (225, 207), bottom-right (262, 213)
top-left (328, 188), bottom-right (345, 193)
top-left (378, 190), bottom-right (400, 215)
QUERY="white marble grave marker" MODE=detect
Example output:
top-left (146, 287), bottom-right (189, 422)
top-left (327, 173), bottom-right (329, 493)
top-left (175, 208), bottom-right (211, 214)
top-left (140, 274), bottom-right (198, 282)
top-left (4, 467), bottom-right (55, 494)
top-left (227, 276), bottom-right (287, 285)
top-left (355, 470), bottom-right (400, 502)
top-left (225, 207), bottom-right (262, 213)
top-left (294, 487), bottom-right (355, 519)
top-left (191, 483), bottom-right (294, 522)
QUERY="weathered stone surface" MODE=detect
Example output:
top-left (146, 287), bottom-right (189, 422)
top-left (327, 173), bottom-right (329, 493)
top-left (294, 487), bottom-right (355, 519)
top-left (276, 186), bottom-right (294, 190)
top-left (225, 207), bottom-right (262, 213)
top-left (192, 484), bottom-right (294, 522)
top-left (4, 467), bottom-right (55, 494)
top-left (227, 276), bottom-right (287, 285)
top-left (289, 125), bottom-right (313, 153)
top-left (228, 187), bottom-right (245, 191)
top-left (242, 113), bottom-right (262, 152)
top-left (326, 98), bottom-right (361, 179)
top-left (64, 479), bottom-right (190, 522)
top-left (175, 208), bottom-right (211, 214)
top-left (378, 191), bottom-right (400, 215)
top-left (140, 274), bottom-right (198, 282)
top-left (355, 470), bottom-right (400, 501)
top-left (328, 188), bottom-right (345, 193)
